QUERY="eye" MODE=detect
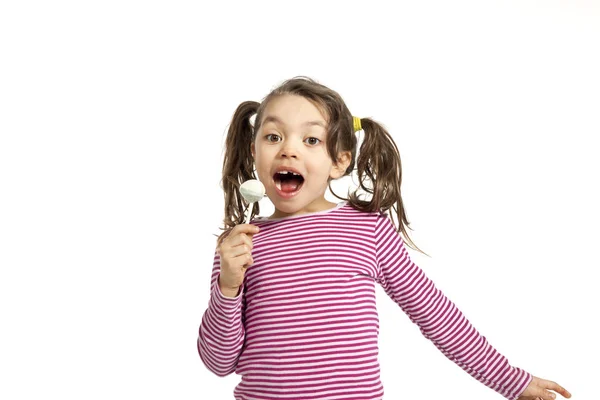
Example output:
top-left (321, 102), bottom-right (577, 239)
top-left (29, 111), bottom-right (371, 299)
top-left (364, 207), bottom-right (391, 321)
top-left (265, 133), bottom-right (281, 142)
top-left (305, 137), bottom-right (321, 145)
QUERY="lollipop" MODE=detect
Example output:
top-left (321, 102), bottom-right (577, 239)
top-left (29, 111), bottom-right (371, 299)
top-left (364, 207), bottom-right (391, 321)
top-left (240, 179), bottom-right (266, 224)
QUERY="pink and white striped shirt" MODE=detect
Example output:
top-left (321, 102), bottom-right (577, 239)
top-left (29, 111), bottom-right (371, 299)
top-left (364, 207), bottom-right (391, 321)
top-left (198, 201), bottom-right (532, 400)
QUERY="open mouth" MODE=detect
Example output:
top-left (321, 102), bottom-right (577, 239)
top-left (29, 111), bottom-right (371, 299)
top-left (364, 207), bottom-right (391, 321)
top-left (273, 171), bottom-right (305, 194)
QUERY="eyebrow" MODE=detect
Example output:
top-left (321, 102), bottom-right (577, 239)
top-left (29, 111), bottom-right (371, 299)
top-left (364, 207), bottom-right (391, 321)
top-left (262, 115), bottom-right (326, 129)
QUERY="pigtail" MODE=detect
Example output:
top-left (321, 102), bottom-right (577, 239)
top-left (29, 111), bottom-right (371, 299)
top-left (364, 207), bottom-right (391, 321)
top-left (347, 118), bottom-right (429, 257)
top-left (216, 101), bottom-right (260, 246)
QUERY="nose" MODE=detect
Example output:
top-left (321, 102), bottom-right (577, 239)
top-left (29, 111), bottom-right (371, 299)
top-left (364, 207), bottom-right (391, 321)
top-left (278, 141), bottom-right (299, 159)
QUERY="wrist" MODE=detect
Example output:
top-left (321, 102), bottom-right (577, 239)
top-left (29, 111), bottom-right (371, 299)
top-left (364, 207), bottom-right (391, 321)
top-left (219, 284), bottom-right (241, 298)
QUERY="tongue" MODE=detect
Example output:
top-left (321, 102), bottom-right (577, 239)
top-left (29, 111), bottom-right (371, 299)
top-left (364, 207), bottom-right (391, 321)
top-left (281, 180), bottom-right (301, 192)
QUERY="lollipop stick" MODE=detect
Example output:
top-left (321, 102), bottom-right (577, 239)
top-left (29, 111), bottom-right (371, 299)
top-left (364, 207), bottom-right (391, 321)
top-left (245, 203), bottom-right (253, 225)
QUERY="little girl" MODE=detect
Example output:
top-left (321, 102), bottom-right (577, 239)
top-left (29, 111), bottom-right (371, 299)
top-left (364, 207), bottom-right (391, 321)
top-left (197, 76), bottom-right (571, 400)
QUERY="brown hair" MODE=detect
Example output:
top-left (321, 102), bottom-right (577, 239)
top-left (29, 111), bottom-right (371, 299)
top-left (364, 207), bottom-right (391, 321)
top-left (216, 76), bottom-right (428, 256)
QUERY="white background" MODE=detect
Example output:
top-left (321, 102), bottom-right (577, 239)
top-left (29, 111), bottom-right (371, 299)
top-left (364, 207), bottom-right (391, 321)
top-left (1, 0), bottom-right (598, 399)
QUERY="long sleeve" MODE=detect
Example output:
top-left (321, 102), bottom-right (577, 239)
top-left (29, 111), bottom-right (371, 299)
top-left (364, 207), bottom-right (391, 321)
top-left (374, 213), bottom-right (532, 400)
top-left (197, 248), bottom-right (246, 377)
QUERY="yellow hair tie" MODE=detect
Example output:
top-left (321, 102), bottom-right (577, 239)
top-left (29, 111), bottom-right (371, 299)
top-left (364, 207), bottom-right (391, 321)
top-left (353, 116), bottom-right (362, 132)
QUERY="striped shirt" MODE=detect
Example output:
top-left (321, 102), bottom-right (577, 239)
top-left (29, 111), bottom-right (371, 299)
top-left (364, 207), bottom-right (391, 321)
top-left (197, 201), bottom-right (532, 400)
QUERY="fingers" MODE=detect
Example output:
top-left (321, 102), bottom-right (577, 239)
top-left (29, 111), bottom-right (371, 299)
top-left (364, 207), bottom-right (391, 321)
top-left (217, 239), bottom-right (251, 260)
top-left (226, 251), bottom-right (253, 270)
top-left (220, 233), bottom-right (251, 250)
top-left (541, 379), bottom-right (572, 399)
top-left (233, 223), bottom-right (260, 236)
top-left (228, 225), bottom-right (258, 244)
top-left (217, 224), bottom-right (258, 263)
top-left (534, 378), bottom-right (572, 400)
top-left (532, 389), bottom-right (556, 400)
top-left (216, 224), bottom-right (259, 248)
top-left (238, 252), bottom-right (253, 269)
top-left (228, 243), bottom-right (252, 258)
top-left (218, 226), bottom-right (257, 252)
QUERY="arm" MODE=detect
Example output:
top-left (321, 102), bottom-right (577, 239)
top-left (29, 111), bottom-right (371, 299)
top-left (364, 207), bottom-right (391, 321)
top-left (374, 213), bottom-right (532, 400)
top-left (197, 248), bottom-right (246, 377)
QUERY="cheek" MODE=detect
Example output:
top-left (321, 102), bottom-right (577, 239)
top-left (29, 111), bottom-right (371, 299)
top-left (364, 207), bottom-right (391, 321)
top-left (253, 159), bottom-right (269, 180)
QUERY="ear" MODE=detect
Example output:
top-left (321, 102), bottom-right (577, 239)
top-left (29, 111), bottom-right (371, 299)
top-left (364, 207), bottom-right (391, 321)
top-left (330, 151), bottom-right (352, 179)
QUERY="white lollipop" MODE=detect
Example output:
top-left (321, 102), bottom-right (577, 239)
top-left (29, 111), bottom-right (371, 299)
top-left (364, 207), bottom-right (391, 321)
top-left (240, 179), bottom-right (265, 224)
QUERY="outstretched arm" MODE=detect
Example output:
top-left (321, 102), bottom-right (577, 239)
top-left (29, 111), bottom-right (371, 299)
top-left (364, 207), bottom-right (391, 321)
top-left (375, 212), bottom-right (539, 399)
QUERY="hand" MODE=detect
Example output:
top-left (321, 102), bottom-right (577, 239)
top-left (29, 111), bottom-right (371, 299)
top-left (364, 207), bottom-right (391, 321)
top-left (216, 224), bottom-right (260, 291)
top-left (517, 375), bottom-right (571, 400)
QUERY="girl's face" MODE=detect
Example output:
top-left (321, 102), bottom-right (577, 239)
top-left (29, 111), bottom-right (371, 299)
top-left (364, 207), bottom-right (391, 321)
top-left (251, 94), bottom-right (350, 219)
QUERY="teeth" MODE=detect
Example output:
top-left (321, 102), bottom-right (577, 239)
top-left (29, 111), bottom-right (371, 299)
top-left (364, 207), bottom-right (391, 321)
top-left (274, 170), bottom-right (301, 191)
